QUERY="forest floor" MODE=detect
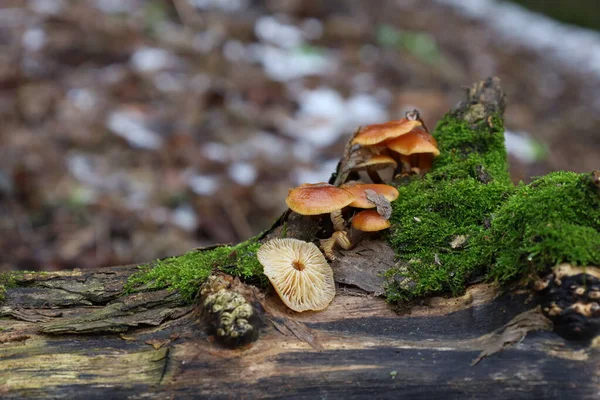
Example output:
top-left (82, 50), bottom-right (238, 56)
top-left (0, 0), bottom-right (599, 272)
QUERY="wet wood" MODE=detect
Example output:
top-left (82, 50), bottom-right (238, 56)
top-left (1, 274), bottom-right (598, 399)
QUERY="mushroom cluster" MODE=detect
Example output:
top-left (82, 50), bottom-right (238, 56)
top-left (282, 110), bottom-right (439, 261)
top-left (286, 181), bottom-right (398, 260)
top-left (352, 110), bottom-right (440, 177)
top-left (258, 111), bottom-right (441, 312)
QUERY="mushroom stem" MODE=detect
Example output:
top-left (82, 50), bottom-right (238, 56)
top-left (335, 230), bottom-right (353, 250)
top-left (367, 169), bottom-right (384, 184)
top-left (320, 231), bottom-right (353, 261)
top-left (393, 155), bottom-right (411, 177)
top-left (330, 209), bottom-right (346, 232)
top-left (320, 237), bottom-right (336, 260)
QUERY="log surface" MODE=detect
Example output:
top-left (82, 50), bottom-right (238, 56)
top-left (0, 270), bottom-right (598, 399)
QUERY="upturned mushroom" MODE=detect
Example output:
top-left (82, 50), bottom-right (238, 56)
top-left (257, 238), bottom-right (336, 312)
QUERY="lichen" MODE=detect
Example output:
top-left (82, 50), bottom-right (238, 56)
top-left (124, 238), bottom-right (265, 302)
top-left (487, 171), bottom-right (600, 282)
top-left (385, 113), bottom-right (513, 301)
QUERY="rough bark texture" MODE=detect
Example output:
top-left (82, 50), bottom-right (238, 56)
top-left (1, 78), bottom-right (598, 399)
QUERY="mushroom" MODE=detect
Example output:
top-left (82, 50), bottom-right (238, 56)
top-left (319, 184), bottom-right (397, 259)
top-left (285, 183), bottom-right (355, 232)
top-left (384, 128), bottom-right (440, 175)
top-left (285, 182), bottom-right (358, 260)
top-left (352, 154), bottom-right (398, 183)
top-left (319, 230), bottom-right (352, 261)
top-left (352, 118), bottom-right (422, 147)
top-left (340, 182), bottom-right (399, 209)
top-left (348, 113), bottom-right (433, 181)
top-left (257, 238), bottom-right (335, 312)
top-left (352, 209), bottom-right (392, 232)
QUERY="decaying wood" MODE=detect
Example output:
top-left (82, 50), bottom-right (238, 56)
top-left (1, 77), bottom-right (598, 399)
top-left (0, 273), bottom-right (596, 398)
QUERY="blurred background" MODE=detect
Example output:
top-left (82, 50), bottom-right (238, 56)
top-left (0, 0), bottom-right (599, 272)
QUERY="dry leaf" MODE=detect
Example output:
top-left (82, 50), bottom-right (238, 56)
top-left (450, 235), bottom-right (468, 249)
top-left (365, 189), bottom-right (392, 219)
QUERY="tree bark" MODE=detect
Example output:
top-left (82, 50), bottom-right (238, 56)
top-left (1, 78), bottom-right (597, 399)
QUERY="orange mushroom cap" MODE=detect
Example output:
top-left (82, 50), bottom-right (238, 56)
top-left (341, 182), bottom-right (399, 209)
top-left (352, 118), bottom-right (422, 146)
top-left (384, 129), bottom-right (440, 156)
top-left (352, 210), bottom-right (391, 232)
top-left (353, 154), bottom-right (398, 171)
top-left (285, 183), bottom-right (356, 215)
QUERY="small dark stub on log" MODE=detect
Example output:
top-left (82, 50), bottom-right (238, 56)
top-left (535, 264), bottom-right (600, 340)
top-left (452, 77), bottom-right (506, 124)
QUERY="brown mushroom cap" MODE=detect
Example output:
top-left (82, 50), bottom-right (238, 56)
top-left (353, 154), bottom-right (398, 171)
top-left (352, 119), bottom-right (422, 146)
top-left (341, 183), bottom-right (399, 209)
top-left (257, 238), bottom-right (335, 312)
top-left (285, 183), bottom-right (356, 215)
top-left (352, 210), bottom-right (391, 231)
top-left (384, 129), bottom-right (440, 156)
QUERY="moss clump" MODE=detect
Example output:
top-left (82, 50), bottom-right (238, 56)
top-left (0, 272), bottom-right (18, 302)
top-left (218, 240), bottom-right (264, 282)
top-left (488, 171), bottom-right (600, 282)
top-left (385, 112), bottom-right (600, 303)
top-left (124, 238), bottom-right (265, 302)
top-left (386, 114), bottom-right (513, 301)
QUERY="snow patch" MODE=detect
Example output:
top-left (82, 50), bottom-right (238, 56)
top-left (254, 45), bottom-right (335, 82)
top-left (22, 28), bottom-right (45, 52)
top-left (171, 205), bottom-right (198, 231)
top-left (292, 159), bottom-right (339, 185)
top-left (106, 110), bottom-right (163, 150)
top-left (504, 130), bottom-right (545, 164)
top-left (255, 16), bottom-right (304, 49)
top-left (131, 47), bottom-right (179, 73)
top-left (435, 0), bottom-right (600, 79)
top-left (188, 173), bottom-right (220, 196)
top-left (284, 87), bottom-right (389, 148)
top-left (228, 162), bottom-right (258, 186)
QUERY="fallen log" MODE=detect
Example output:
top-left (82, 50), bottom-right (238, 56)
top-left (1, 77), bottom-right (598, 399)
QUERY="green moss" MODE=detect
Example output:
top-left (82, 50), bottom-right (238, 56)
top-left (385, 114), bottom-right (513, 301)
top-left (124, 238), bottom-right (265, 302)
top-left (218, 240), bottom-right (265, 283)
top-left (488, 171), bottom-right (600, 282)
top-left (385, 111), bottom-right (600, 303)
top-left (0, 272), bottom-right (18, 302)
